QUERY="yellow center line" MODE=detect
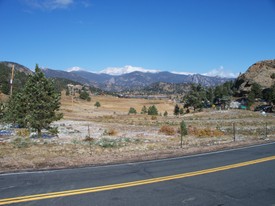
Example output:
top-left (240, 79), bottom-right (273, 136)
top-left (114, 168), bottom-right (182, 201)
top-left (1, 155), bottom-right (275, 205)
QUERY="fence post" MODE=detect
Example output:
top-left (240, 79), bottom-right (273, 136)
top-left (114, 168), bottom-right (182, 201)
top-left (87, 124), bottom-right (91, 138)
top-left (233, 122), bottom-right (236, 142)
top-left (265, 122), bottom-right (268, 139)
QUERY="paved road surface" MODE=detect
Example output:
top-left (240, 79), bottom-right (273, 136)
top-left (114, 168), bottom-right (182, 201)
top-left (1, 142), bottom-right (275, 205)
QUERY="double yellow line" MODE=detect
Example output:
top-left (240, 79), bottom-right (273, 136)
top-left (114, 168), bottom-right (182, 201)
top-left (1, 155), bottom-right (275, 205)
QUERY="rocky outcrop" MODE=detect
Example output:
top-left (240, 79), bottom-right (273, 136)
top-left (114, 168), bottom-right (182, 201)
top-left (235, 59), bottom-right (275, 95)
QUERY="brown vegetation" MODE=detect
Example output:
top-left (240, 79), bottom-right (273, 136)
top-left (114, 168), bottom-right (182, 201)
top-left (1, 93), bottom-right (275, 173)
top-left (159, 125), bottom-right (176, 135)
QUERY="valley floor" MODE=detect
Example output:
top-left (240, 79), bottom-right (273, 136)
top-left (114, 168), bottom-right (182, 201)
top-left (0, 95), bottom-right (275, 173)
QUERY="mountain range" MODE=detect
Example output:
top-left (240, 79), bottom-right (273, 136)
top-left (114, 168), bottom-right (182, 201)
top-left (43, 68), bottom-right (233, 92)
top-left (2, 60), bottom-right (274, 97)
top-left (0, 61), bottom-right (234, 92)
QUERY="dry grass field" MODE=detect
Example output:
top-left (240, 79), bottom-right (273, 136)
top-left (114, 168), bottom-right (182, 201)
top-left (60, 93), bottom-right (176, 120)
top-left (1, 92), bottom-right (275, 173)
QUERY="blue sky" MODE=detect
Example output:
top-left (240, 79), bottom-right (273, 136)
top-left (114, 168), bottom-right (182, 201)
top-left (0, 0), bottom-right (275, 77)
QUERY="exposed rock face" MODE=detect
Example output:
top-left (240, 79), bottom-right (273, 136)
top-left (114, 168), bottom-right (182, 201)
top-left (235, 60), bottom-right (275, 95)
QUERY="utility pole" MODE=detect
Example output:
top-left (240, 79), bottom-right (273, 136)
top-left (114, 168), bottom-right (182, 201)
top-left (10, 65), bottom-right (15, 96)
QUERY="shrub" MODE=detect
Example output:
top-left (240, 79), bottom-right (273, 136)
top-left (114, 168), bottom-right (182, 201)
top-left (188, 126), bottom-right (224, 137)
top-left (159, 125), bottom-right (176, 135)
top-left (12, 137), bottom-right (32, 148)
top-left (164, 111), bottom-right (168, 117)
top-left (95, 138), bottom-right (117, 148)
top-left (84, 136), bottom-right (94, 142)
top-left (180, 120), bottom-right (188, 136)
top-left (95, 137), bottom-right (133, 148)
top-left (94, 101), bottom-right (101, 108)
top-left (16, 129), bottom-right (30, 137)
top-left (104, 128), bottom-right (118, 136)
top-left (80, 90), bottom-right (90, 101)
top-left (128, 107), bottom-right (137, 114)
top-left (148, 105), bottom-right (158, 115)
top-left (141, 106), bottom-right (147, 114)
top-left (174, 104), bottom-right (180, 115)
top-left (48, 127), bottom-right (59, 136)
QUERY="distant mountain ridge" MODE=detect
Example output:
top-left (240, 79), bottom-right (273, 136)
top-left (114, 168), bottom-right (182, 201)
top-left (0, 61), bottom-right (234, 92)
top-left (0, 61), bottom-right (33, 75)
top-left (43, 68), bottom-right (232, 92)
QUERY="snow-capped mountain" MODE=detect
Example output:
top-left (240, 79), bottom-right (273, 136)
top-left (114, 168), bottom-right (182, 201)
top-left (99, 65), bottom-right (160, 75)
top-left (42, 65), bottom-right (234, 92)
top-left (66, 66), bottom-right (84, 72)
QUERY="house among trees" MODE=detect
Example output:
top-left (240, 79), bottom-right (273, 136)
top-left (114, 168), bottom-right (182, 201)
top-left (214, 96), bottom-right (231, 110)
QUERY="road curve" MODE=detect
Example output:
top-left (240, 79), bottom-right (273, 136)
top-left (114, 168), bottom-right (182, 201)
top-left (0, 142), bottom-right (275, 205)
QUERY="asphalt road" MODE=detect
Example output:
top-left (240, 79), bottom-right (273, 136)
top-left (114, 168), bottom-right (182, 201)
top-left (1, 142), bottom-right (275, 206)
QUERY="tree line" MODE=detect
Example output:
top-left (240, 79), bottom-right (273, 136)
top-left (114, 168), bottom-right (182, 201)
top-left (183, 80), bottom-right (275, 111)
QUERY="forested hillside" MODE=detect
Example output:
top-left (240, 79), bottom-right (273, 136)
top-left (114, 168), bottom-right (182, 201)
top-left (0, 63), bottom-right (29, 95)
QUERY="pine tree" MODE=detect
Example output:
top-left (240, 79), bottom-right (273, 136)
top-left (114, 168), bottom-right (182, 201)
top-left (247, 91), bottom-right (255, 108)
top-left (79, 90), bottom-right (90, 101)
top-left (179, 108), bottom-right (184, 115)
top-left (263, 84), bottom-right (275, 104)
top-left (94, 101), bottom-right (101, 108)
top-left (148, 105), bottom-right (158, 115)
top-left (251, 83), bottom-right (262, 98)
top-left (180, 120), bottom-right (188, 148)
top-left (184, 84), bottom-right (207, 111)
top-left (141, 105), bottom-right (147, 114)
top-left (174, 104), bottom-right (180, 116)
top-left (5, 64), bottom-right (63, 137)
top-left (4, 91), bottom-right (28, 127)
top-left (128, 107), bottom-right (137, 114)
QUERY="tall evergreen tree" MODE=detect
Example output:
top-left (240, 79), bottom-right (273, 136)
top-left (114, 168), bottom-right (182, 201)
top-left (5, 64), bottom-right (63, 137)
top-left (4, 91), bottom-right (28, 127)
top-left (250, 83), bottom-right (262, 98)
top-left (184, 85), bottom-right (206, 111)
top-left (174, 104), bottom-right (180, 115)
top-left (263, 84), bottom-right (275, 104)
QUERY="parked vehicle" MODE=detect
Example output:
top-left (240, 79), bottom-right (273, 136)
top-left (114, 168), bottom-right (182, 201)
top-left (254, 105), bottom-right (273, 113)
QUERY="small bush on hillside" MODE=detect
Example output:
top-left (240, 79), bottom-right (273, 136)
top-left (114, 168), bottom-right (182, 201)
top-left (16, 129), bottom-right (30, 137)
top-left (103, 128), bottom-right (118, 136)
top-left (188, 126), bottom-right (224, 137)
top-left (94, 101), bottom-right (101, 108)
top-left (12, 137), bottom-right (32, 148)
top-left (128, 107), bottom-right (137, 114)
top-left (180, 120), bottom-right (188, 136)
top-left (48, 127), bottom-right (59, 136)
top-left (159, 125), bottom-right (176, 135)
top-left (94, 137), bottom-right (136, 148)
top-left (79, 90), bottom-right (91, 101)
top-left (141, 106), bottom-right (147, 114)
top-left (148, 105), bottom-right (158, 115)
top-left (95, 138), bottom-right (117, 148)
